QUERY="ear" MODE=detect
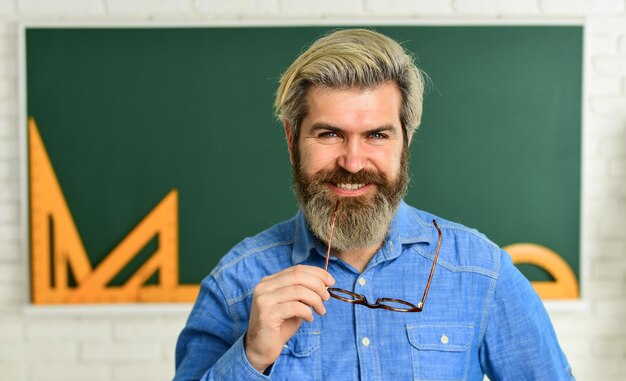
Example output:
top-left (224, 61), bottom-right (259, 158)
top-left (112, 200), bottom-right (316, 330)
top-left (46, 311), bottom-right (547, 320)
top-left (283, 120), bottom-right (295, 165)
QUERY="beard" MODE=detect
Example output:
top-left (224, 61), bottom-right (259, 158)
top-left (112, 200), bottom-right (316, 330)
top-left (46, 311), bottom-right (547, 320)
top-left (292, 146), bottom-right (409, 251)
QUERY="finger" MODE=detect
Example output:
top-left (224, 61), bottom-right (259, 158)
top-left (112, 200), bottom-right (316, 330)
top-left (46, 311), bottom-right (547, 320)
top-left (266, 284), bottom-right (328, 316)
top-left (258, 266), bottom-right (334, 301)
top-left (264, 265), bottom-right (335, 286)
top-left (272, 301), bottom-right (315, 323)
top-left (254, 284), bottom-right (326, 317)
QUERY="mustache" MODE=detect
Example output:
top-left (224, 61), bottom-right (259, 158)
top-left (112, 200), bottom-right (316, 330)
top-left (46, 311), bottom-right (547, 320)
top-left (312, 167), bottom-right (389, 186)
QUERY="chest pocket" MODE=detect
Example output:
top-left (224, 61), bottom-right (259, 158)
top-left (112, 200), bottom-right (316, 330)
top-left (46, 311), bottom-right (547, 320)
top-left (406, 323), bottom-right (474, 381)
top-left (271, 328), bottom-right (321, 380)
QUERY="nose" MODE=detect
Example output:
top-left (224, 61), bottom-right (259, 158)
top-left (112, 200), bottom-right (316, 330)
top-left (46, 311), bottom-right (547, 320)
top-left (337, 139), bottom-right (366, 174)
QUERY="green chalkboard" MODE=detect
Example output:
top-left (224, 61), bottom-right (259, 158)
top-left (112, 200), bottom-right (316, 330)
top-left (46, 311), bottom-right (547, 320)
top-left (26, 26), bottom-right (582, 286)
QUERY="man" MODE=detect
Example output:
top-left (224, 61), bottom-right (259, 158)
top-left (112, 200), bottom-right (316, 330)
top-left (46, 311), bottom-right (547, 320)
top-left (174, 28), bottom-right (574, 380)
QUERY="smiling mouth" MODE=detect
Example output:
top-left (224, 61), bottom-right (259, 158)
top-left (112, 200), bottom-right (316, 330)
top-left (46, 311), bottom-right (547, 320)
top-left (335, 183), bottom-right (367, 191)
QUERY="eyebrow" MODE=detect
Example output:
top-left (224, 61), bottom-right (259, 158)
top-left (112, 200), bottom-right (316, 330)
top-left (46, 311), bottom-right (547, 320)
top-left (309, 123), bottom-right (342, 133)
top-left (309, 123), bottom-right (399, 136)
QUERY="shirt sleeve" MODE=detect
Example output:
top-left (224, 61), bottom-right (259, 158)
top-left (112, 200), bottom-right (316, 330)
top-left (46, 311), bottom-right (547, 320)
top-left (479, 249), bottom-right (575, 380)
top-left (174, 275), bottom-right (270, 381)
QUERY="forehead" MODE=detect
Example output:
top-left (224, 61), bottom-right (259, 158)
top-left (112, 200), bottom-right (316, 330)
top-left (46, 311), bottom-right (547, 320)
top-left (302, 82), bottom-right (403, 132)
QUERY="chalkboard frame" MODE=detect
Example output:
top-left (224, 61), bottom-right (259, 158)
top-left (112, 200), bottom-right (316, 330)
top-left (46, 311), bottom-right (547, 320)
top-left (18, 21), bottom-right (586, 308)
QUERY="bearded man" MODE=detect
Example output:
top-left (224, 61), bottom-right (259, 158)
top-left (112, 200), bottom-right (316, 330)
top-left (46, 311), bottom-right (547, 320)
top-left (174, 28), bottom-right (574, 381)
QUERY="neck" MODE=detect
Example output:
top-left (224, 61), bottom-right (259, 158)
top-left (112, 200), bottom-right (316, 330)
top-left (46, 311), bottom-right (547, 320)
top-left (334, 242), bottom-right (383, 273)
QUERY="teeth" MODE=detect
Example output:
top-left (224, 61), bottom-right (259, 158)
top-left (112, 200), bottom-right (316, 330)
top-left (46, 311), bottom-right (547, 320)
top-left (336, 183), bottom-right (365, 191)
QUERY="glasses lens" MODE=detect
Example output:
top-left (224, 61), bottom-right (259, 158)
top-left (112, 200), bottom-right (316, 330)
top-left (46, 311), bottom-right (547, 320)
top-left (376, 298), bottom-right (419, 311)
top-left (328, 288), bottom-right (364, 303)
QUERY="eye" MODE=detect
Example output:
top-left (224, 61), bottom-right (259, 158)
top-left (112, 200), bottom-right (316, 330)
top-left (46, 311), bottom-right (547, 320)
top-left (318, 131), bottom-right (340, 138)
top-left (369, 132), bottom-right (387, 139)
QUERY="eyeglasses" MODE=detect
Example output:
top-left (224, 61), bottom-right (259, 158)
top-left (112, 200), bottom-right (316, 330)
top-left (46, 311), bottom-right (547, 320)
top-left (323, 206), bottom-right (442, 312)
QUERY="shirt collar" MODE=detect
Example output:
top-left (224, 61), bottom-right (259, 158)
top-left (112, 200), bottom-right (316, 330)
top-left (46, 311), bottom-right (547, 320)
top-left (291, 201), bottom-right (436, 265)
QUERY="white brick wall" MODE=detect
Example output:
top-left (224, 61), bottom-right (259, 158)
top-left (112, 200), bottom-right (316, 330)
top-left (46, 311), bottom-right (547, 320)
top-left (365, 0), bottom-right (453, 16)
top-left (18, 0), bottom-right (105, 16)
top-left (281, 0), bottom-right (365, 17)
top-left (0, 1), bottom-right (625, 380)
top-left (194, 0), bottom-right (279, 16)
top-left (106, 0), bottom-right (194, 15)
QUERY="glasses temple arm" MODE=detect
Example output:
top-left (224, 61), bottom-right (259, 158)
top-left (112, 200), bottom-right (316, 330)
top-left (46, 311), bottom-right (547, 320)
top-left (418, 219), bottom-right (442, 307)
top-left (324, 201), bottom-right (340, 272)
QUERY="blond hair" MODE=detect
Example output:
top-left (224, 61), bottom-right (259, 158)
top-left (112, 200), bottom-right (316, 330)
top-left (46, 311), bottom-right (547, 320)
top-left (275, 28), bottom-right (425, 140)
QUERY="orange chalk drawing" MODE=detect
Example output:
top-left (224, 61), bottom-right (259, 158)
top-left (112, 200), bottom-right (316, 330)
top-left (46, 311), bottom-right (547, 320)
top-left (28, 118), bottom-right (199, 304)
top-left (504, 243), bottom-right (579, 299)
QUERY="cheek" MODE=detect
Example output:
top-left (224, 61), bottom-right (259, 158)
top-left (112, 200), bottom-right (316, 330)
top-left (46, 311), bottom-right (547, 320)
top-left (298, 144), bottom-right (337, 174)
top-left (373, 149), bottom-right (402, 179)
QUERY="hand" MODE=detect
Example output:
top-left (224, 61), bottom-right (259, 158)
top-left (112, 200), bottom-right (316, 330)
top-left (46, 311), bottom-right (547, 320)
top-left (244, 265), bottom-right (335, 373)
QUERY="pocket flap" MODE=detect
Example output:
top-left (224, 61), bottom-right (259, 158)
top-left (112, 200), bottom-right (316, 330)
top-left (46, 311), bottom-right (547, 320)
top-left (281, 329), bottom-right (321, 357)
top-left (406, 324), bottom-right (474, 352)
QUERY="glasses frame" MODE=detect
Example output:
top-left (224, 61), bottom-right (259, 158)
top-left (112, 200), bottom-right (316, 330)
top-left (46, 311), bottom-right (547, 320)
top-left (323, 207), bottom-right (442, 313)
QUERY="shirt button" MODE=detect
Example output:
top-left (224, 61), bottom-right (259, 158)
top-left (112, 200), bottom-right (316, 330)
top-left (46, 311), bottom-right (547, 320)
top-left (358, 277), bottom-right (366, 286)
top-left (361, 337), bottom-right (370, 346)
top-left (441, 335), bottom-right (449, 344)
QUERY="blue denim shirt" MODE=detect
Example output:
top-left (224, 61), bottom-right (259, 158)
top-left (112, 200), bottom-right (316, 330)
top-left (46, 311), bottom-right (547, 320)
top-left (175, 201), bottom-right (574, 380)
